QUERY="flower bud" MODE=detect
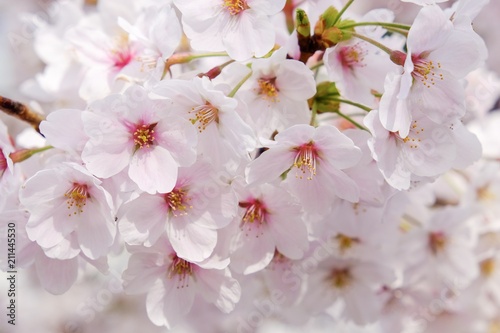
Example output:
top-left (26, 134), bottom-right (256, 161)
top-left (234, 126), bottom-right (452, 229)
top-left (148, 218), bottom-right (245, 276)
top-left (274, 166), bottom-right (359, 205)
top-left (296, 9), bottom-right (310, 38)
top-left (310, 81), bottom-right (341, 113)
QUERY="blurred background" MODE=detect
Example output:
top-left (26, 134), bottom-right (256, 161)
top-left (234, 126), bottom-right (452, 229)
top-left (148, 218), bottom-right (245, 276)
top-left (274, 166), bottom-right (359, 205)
top-left (0, 1), bottom-right (499, 332)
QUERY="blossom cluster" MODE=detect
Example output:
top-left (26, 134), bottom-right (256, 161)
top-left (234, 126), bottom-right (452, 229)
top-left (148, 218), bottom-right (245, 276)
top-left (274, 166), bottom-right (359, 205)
top-left (1, 0), bottom-right (500, 332)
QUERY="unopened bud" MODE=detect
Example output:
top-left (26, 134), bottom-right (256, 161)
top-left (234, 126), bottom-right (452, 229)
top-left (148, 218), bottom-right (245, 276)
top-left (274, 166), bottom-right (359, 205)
top-left (9, 146), bottom-right (52, 163)
top-left (310, 81), bottom-right (341, 113)
top-left (9, 149), bottom-right (36, 163)
top-left (390, 50), bottom-right (407, 66)
top-left (321, 27), bottom-right (351, 47)
top-left (321, 6), bottom-right (339, 29)
top-left (296, 9), bottom-right (311, 38)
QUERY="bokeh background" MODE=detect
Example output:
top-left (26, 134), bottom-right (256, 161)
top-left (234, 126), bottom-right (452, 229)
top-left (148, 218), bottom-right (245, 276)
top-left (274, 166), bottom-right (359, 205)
top-left (0, 1), bottom-right (499, 332)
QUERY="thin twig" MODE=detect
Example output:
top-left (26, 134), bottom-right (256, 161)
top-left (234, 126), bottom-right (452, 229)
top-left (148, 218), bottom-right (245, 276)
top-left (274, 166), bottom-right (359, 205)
top-left (0, 96), bottom-right (45, 133)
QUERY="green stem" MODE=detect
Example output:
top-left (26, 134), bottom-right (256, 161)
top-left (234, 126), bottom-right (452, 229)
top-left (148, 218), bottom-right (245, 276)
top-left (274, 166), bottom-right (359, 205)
top-left (331, 98), bottom-right (372, 112)
top-left (310, 102), bottom-right (318, 126)
top-left (341, 21), bottom-right (411, 31)
top-left (228, 70), bottom-right (253, 98)
top-left (385, 27), bottom-right (409, 37)
top-left (332, 0), bottom-right (355, 26)
top-left (9, 145), bottom-right (54, 163)
top-left (162, 52), bottom-right (229, 80)
top-left (349, 31), bottom-right (393, 55)
top-left (335, 111), bottom-right (368, 131)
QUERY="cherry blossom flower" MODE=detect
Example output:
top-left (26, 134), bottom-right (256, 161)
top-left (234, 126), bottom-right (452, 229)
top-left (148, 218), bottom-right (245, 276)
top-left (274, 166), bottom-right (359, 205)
top-left (302, 256), bottom-right (395, 325)
top-left (379, 5), bottom-right (486, 137)
top-left (67, 18), bottom-right (138, 101)
top-left (123, 239), bottom-right (241, 329)
top-left (173, 0), bottom-right (286, 61)
top-left (81, 84), bottom-right (197, 194)
top-left (246, 124), bottom-right (362, 212)
top-left (19, 162), bottom-right (116, 260)
top-left (402, 206), bottom-right (479, 287)
top-left (235, 48), bottom-right (316, 138)
top-left (229, 183), bottom-right (309, 274)
top-left (324, 39), bottom-right (397, 107)
top-left (365, 109), bottom-right (482, 190)
top-left (119, 161), bottom-right (237, 262)
top-left (151, 76), bottom-right (255, 168)
top-left (117, 4), bottom-right (182, 73)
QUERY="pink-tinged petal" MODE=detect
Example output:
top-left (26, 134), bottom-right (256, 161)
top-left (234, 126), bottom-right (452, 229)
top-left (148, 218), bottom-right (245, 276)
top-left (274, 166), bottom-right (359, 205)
top-left (313, 125), bottom-right (362, 170)
top-left (40, 109), bottom-right (87, 153)
top-left (450, 121), bottom-right (482, 169)
top-left (430, 29), bottom-right (486, 78)
top-left (167, 220), bottom-right (217, 262)
top-left (246, 147), bottom-right (295, 185)
top-left (401, 118), bottom-right (456, 177)
top-left (119, 195), bottom-right (167, 245)
top-left (19, 169), bottom-right (68, 210)
top-left (407, 5), bottom-right (452, 54)
top-left (276, 60), bottom-right (316, 100)
top-left (400, 57), bottom-right (414, 100)
top-left (324, 167), bottom-right (360, 203)
top-left (35, 253), bottom-right (78, 295)
top-left (129, 147), bottom-right (177, 194)
top-left (409, 70), bottom-right (465, 124)
top-left (26, 200), bottom-right (76, 249)
top-left (249, 0), bottom-right (286, 15)
top-left (190, 190), bottom-right (238, 229)
top-left (230, 226), bottom-right (275, 274)
top-left (379, 73), bottom-right (412, 138)
top-left (197, 268), bottom-right (241, 313)
top-left (123, 253), bottom-right (165, 295)
top-left (146, 279), bottom-right (195, 328)
top-left (76, 203), bottom-right (115, 260)
top-left (123, 252), bottom-right (166, 294)
top-left (218, 111), bottom-right (256, 153)
top-left (43, 233), bottom-right (81, 260)
top-left (344, 283), bottom-right (382, 325)
top-left (285, 172), bottom-right (334, 213)
top-left (173, 0), bottom-right (220, 22)
top-left (149, 6), bottom-right (182, 60)
top-left (223, 11), bottom-right (275, 60)
top-left (365, 110), bottom-right (411, 190)
top-left (274, 124), bottom-right (315, 146)
top-left (81, 111), bottom-right (131, 178)
top-left (268, 211), bottom-right (308, 260)
top-left (155, 116), bottom-right (197, 167)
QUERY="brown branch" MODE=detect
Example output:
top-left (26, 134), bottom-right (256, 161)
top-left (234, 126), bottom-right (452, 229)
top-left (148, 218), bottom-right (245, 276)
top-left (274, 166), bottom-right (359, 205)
top-left (0, 96), bottom-right (45, 133)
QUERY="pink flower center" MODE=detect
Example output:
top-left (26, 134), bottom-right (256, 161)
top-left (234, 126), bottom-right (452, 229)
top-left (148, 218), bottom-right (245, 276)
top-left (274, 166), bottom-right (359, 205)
top-left (168, 255), bottom-right (194, 289)
top-left (293, 142), bottom-right (320, 180)
top-left (338, 44), bottom-right (366, 70)
top-left (239, 198), bottom-right (268, 237)
top-left (0, 149), bottom-right (7, 177)
top-left (164, 188), bottom-right (191, 216)
top-left (64, 183), bottom-right (90, 217)
top-left (411, 55), bottom-right (443, 89)
top-left (189, 102), bottom-right (220, 132)
top-left (329, 268), bottom-right (352, 289)
top-left (223, 0), bottom-right (250, 15)
top-left (110, 34), bottom-right (134, 70)
top-left (335, 234), bottom-right (360, 254)
top-left (389, 119), bottom-right (425, 146)
top-left (257, 77), bottom-right (279, 102)
top-left (112, 48), bottom-right (133, 70)
top-left (132, 123), bottom-right (157, 150)
top-left (428, 231), bottom-right (447, 255)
